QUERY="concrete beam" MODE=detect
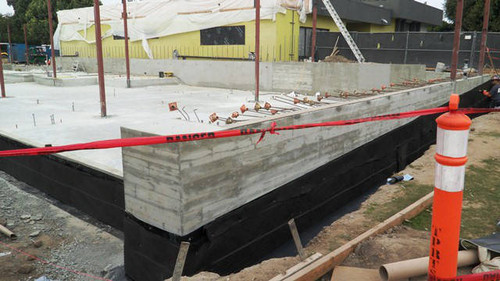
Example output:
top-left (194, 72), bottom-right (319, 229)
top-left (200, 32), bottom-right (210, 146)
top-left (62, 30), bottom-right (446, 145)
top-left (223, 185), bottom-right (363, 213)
top-left (121, 76), bottom-right (486, 236)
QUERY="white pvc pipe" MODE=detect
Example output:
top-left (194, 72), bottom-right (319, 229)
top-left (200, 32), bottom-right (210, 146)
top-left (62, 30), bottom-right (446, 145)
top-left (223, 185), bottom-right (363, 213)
top-left (0, 224), bottom-right (16, 239)
top-left (379, 250), bottom-right (478, 281)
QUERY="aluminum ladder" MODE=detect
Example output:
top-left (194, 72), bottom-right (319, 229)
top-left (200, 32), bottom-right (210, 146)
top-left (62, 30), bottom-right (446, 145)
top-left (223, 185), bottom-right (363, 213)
top-left (321, 0), bottom-right (366, 63)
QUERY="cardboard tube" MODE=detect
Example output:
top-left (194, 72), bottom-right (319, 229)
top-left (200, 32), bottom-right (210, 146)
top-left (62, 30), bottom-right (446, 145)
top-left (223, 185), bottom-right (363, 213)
top-left (380, 250), bottom-right (478, 281)
top-left (0, 224), bottom-right (16, 239)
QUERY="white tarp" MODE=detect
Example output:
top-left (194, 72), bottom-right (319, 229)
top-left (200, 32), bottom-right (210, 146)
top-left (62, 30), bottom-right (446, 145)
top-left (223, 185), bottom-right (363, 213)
top-left (55, 0), bottom-right (312, 59)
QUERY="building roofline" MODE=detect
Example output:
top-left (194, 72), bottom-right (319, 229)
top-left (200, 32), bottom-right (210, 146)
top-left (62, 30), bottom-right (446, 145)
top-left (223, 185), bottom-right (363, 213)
top-left (315, 0), bottom-right (393, 26)
top-left (360, 0), bottom-right (443, 26)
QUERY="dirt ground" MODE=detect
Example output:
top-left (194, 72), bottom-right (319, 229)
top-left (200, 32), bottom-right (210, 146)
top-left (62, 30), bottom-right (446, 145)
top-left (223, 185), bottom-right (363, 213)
top-left (176, 111), bottom-right (500, 281)
top-left (0, 171), bottom-right (124, 281)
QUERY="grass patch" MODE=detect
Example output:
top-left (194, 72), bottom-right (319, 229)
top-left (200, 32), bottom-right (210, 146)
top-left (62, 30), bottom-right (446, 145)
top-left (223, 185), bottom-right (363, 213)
top-left (460, 158), bottom-right (500, 238)
top-left (405, 208), bottom-right (432, 230)
top-left (364, 182), bottom-right (433, 222)
top-left (403, 158), bottom-right (500, 239)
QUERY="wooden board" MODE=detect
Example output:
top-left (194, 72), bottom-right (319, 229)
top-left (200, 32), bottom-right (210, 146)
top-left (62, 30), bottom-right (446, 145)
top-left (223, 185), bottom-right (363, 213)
top-left (330, 266), bottom-right (380, 281)
top-left (269, 253), bottom-right (323, 281)
top-left (279, 192), bottom-right (434, 281)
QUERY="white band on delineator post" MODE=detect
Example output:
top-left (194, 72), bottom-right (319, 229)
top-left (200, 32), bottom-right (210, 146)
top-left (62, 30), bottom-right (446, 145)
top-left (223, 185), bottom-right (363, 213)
top-left (436, 128), bottom-right (469, 158)
top-left (435, 163), bottom-right (466, 192)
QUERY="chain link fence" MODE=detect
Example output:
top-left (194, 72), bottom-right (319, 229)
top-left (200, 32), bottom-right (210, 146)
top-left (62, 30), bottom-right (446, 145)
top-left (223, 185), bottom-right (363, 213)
top-left (316, 31), bottom-right (500, 70)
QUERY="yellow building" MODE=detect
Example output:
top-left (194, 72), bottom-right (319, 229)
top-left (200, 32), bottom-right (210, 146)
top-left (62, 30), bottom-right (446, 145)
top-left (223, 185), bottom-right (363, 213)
top-left (57, 0), bottom-right (442, 62)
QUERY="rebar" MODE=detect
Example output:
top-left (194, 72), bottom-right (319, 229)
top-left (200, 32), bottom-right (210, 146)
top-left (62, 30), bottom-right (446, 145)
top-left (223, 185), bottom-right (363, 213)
top-left (181, 106), bottom-right (191, 121)
top-left (263, 101), bottom-right (298, 111)
top-left (177, 110), bottom-right (188, 121)
top-left (193, 109), bottom-right (200, 122)
top-left (272, 96), bottom-right (309, 109)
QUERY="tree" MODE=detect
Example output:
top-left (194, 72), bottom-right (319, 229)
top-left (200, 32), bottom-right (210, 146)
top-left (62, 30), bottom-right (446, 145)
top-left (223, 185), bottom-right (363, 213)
top-left (430, 21), bottom-right (454, 32)
top-left (444, 0), bottom-right (500, 31)
top-left (5, 0), bottom-right (95, 45)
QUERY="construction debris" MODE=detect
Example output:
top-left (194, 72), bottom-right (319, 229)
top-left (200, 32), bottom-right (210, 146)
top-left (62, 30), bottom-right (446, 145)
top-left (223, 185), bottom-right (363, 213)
top-left (29, 230), bottom-right (41, 238)
top-left (323, 54), bottom-right (352, 63)
top-left (0, 252), bottom-right (11, 258)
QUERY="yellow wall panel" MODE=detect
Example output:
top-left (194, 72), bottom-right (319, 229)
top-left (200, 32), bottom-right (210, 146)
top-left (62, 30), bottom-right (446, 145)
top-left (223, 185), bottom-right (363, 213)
top-left (369, 19), bottom-right (396, 32)
top-left (60, 13), bottom-right (397, 62)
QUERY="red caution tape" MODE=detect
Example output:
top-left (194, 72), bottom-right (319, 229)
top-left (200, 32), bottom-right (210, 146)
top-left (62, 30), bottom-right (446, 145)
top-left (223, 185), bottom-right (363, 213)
top-left (0, 240), bottom-right (112, 281)
top-left (0, 107), bottom-right (498, 158)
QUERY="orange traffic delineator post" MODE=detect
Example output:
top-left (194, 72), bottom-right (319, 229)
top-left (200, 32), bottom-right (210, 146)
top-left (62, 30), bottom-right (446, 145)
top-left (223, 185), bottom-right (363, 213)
top-left (428, 94), bottom-right (472, 280)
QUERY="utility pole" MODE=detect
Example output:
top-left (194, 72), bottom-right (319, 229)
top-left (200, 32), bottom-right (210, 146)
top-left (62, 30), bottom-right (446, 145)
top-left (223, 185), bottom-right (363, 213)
top-left (94, 0), bottom-right (107, 117)
top-left (47, 0), bottom-right (57, 78)
top-left (23, 25), bottom-right (29, 65)
top-left (311, 5), bottom-right (317, 62)
top-left (450, 0), bottom-right (464, 80)
top-left (478, 0), bottom-right (491, 75)
top-left (254, 0), bottom-right (260, 102)
top-left (122, 0), bottom-right (131, 88)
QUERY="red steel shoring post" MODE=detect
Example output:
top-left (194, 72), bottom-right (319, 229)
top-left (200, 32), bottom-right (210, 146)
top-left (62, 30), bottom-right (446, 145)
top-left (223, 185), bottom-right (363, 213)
top-left (7, 25), bottom-right (12, 64)
top-left (0, 25), bottom-right (6, 97)
top-left (255, 0), bottom-right (260, 102)
top-left (23, 24), bottom-right (29, 65)
top-left (478, 0), bottom-right (491, 75)
top-left (311, 5), bottom-right (317, 62)
top-left (94, 0), bottom-right (107, 117)
top-left (0, 50), bottom-right (5, 98)
top-left (450, 0), bottom-right (464, 80)
top-left (122, 0), bottom-right (131, 88)
top-left (47, 0), bottom-right (57, 78)
top-left (428, 94), bottom-right (471, 280)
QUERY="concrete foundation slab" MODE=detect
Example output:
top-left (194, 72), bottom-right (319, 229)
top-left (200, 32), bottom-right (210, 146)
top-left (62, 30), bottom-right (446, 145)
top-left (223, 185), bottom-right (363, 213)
top-left (0, 83), bottom-right (295, 176)
top-left (121, 78), bottom-right (490, 280)
top-left (122, 76), bottom-right (488, 237)
top-left (0, 73), bottom-right (490, 281)
top-left (4, 71), bottom-right (35, 83)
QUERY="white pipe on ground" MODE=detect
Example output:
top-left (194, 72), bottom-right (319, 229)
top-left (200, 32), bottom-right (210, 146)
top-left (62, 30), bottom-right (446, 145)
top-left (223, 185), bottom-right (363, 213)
top-left (379, 250), bottom-right (479, 281)
top-left (0, 224), bottom-right (16, 239)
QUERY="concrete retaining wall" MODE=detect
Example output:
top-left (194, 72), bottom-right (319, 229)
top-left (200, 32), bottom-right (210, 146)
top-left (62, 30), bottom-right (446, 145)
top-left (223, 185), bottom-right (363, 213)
top-left (2, 68), bottom-right (177, 88)
top-left (121, 75), bottom-right (486, 236)
top-left (4, 71), bottom-right (35, 83)
top-left (58, 57), bottom-right (426, 92)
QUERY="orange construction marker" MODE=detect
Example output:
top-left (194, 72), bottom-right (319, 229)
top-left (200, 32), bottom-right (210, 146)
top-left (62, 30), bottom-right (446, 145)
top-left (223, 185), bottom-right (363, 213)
top-left (428, 94), bottom-right (472, 280)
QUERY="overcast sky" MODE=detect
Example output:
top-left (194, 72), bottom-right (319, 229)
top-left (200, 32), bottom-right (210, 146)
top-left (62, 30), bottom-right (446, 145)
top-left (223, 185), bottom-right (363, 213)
top-left (0, 0), bottom-right (446, 16)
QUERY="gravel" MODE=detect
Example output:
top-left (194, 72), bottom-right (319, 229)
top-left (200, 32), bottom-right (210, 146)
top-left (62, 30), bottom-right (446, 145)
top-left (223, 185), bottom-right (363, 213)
top-left (0, 171), bottom-right (126, 281)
